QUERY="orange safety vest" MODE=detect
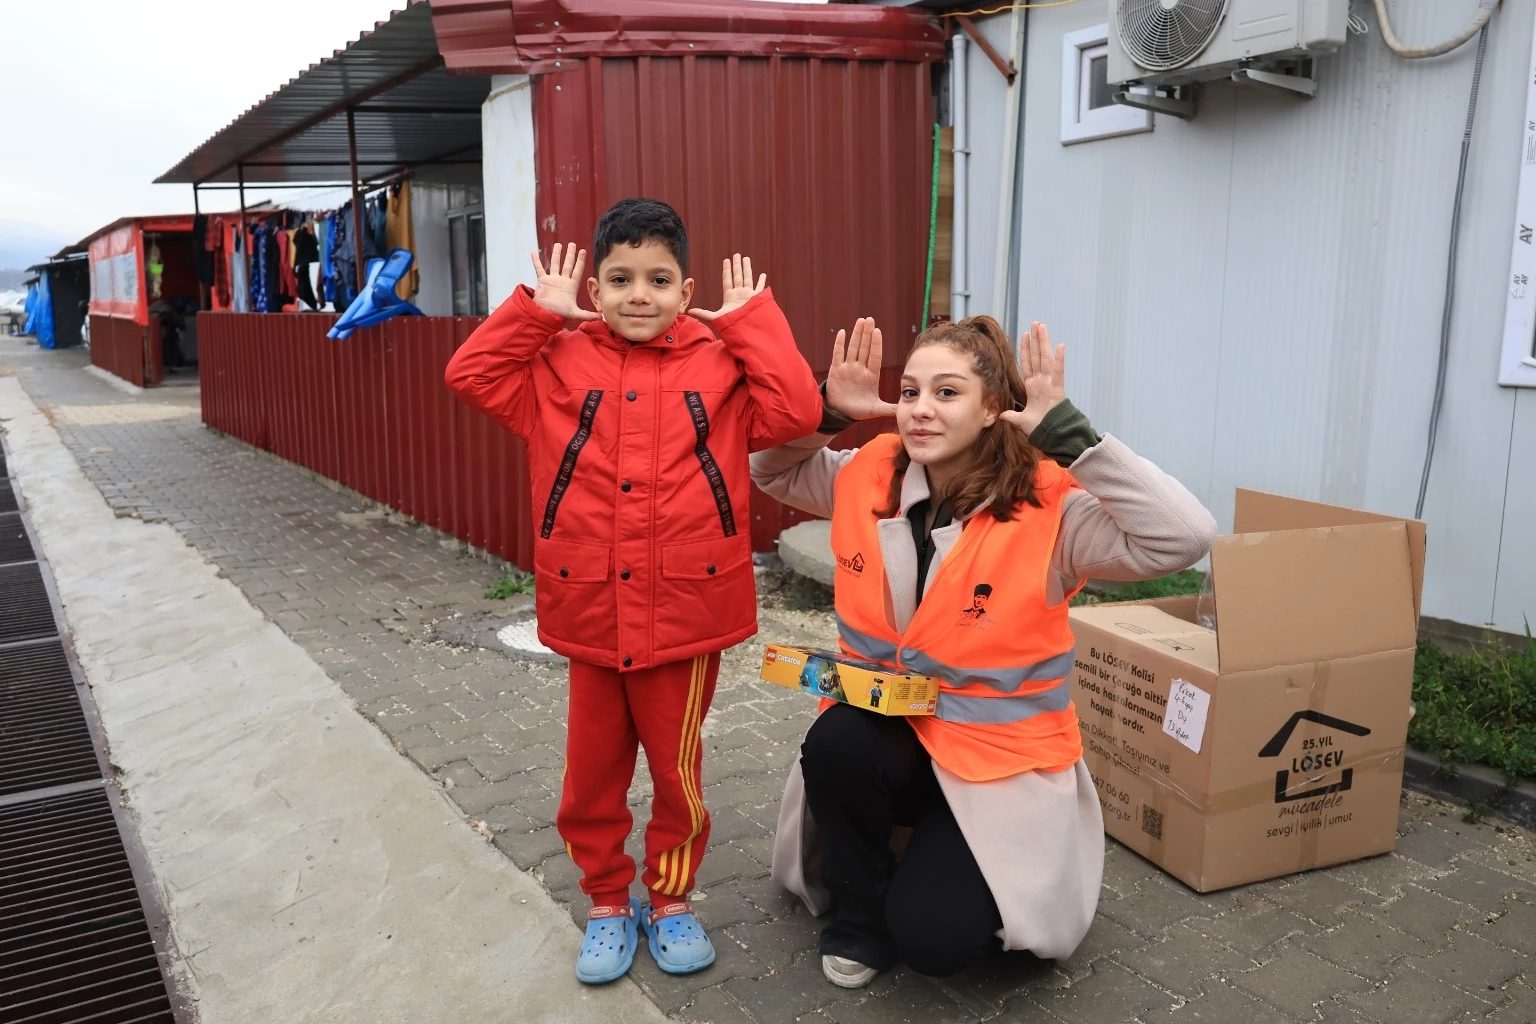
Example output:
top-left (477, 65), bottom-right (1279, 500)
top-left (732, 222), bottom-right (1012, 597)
top-left (830, 434), bottom-right (1084, 782)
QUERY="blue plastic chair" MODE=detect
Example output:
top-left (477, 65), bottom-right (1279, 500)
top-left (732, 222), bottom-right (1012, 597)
top-left (328, 248), bottom-right (422, 339)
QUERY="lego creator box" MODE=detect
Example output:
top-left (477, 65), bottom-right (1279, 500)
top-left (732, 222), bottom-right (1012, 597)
top-left (759, 644), bottom-right (939, 716)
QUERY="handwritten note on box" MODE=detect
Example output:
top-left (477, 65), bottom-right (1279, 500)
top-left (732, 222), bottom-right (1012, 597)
top-left (1162, 679), bottom-right (1211, 755)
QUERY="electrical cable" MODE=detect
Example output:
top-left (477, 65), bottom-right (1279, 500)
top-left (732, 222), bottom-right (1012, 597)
top-left (1415, 22), bottom-right (1490, 519)
top-left (940, 0), bottom-right (1081, 19)
top-left (1372, 0), bottom-right (1496, 59)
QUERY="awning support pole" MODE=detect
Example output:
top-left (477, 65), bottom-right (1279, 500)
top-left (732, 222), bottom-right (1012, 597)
top-left (192, 183), bottom-right (200, 215)
top-left (347, 106), bottom-right (367, 296)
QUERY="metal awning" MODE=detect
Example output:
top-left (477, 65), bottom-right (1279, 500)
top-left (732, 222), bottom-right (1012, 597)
top-left (155, 1), bottom-right (488, 186)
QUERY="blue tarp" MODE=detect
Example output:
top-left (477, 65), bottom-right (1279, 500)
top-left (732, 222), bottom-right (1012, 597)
top-left (25, 269), bottom-right (56, 348)
top-left (21, 280), bottom-right (40, 333)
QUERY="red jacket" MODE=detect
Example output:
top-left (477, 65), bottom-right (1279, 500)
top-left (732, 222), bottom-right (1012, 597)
top-left (445, 286), bottom-right (821, 670)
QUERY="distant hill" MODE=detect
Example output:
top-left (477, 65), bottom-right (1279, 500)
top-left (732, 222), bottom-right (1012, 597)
top-left (0, 268), bottom-right (28, 290)
top-left (0, 219), bottom-right (73, 271)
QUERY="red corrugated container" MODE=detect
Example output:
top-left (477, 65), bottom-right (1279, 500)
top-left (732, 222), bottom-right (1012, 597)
top-left (433, 0), bottom-right (943, 549)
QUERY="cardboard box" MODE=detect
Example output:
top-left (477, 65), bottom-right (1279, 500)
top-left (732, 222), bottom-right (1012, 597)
top-left (1070, 489), bottom-right (1427, 892)
top-left (760, 644), bottom-right (939, 716)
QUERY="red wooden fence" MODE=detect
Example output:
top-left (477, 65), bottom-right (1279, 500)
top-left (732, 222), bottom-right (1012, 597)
top-left (198, 313), bottom-right (860, 568)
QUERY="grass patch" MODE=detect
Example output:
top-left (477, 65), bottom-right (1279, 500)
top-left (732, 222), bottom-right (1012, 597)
top-left (485, 570), bottom-right (536, 600)
top-left (1071, 569), bottom-right (1206, 607)
top-left (1410, 630), bottom-right (1536, 782)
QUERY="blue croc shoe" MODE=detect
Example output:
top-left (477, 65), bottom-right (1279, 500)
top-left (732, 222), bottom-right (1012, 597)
top-left (575, 897), bottom-right (642, 984)
top-left (641, 901), bottom-right (716, 975)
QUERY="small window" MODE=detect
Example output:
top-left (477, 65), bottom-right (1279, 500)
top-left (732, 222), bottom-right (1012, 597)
top-left (448, 195), bottom-right (488, 317)
top-left (1061, 25), bottom-right (1152, 145)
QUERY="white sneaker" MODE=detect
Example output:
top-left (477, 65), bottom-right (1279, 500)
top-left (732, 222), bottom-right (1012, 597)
top-left (822, 954), bottom-right (878, 989)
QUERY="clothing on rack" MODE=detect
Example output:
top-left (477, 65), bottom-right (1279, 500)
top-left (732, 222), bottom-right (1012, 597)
top-left (231, 232), bottom-right (249, 313)
top-left (385, 180), bottom-right (419, 301)
top-left (371, 194), bottom-right (388, 258)
top-left (192, 214), bottom-right (215, 289)
top-left (294, 224), bottom-right (321, 311)
top-left (318, 216), bottom-right (335, 307)
top-left (277, 229), bottom-right (299, 307)
top-left (331, 200), bottom-right (380, 308)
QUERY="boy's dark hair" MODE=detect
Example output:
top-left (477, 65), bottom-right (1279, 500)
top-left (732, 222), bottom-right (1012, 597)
top-left (592, 198), bottom-right (688, 272)
top-left (974, 583), bottom-right (993, 597)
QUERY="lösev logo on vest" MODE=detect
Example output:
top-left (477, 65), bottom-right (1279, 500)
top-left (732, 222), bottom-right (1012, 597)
top-left (836, 551), bottom-right (865, 575)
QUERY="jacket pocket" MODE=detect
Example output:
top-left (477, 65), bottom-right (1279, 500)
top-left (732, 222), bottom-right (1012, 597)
top-left (534, 538), bottom-right (617, 653)
top-left (655, 536), bottom-right (755, 653)
top-left (661, 536), bottom-right (752, 581)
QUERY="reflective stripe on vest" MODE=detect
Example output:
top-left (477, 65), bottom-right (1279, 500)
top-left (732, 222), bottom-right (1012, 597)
top-left (900, 645), bottom-right (1076, 694)
top-left (934, 680), bottom-right (1072, 724)
top-left (839, 614), bottom-right (1074, 694)
top-left (837, 617), bottom-right (898, 663)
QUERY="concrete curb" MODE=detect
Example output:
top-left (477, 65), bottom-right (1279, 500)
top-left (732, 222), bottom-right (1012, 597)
top-left (1403, 749), bottom-right (1536, 829)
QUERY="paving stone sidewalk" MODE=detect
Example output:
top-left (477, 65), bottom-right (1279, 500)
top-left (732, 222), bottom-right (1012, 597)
top-left (3, 345), bottom-right (1533, 1024)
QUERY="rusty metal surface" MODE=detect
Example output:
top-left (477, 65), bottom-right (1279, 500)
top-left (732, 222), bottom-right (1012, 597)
top-left (431, 0), bottom-right (945, 74)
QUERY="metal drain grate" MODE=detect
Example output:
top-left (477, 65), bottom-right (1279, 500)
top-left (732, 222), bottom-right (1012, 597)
top-left (0, 512), bottom-right (33, 565)
top-left (0, 563), bottom-right (56, 646)
top-left (0, 641), bottom-right (101, 798)
top-left (0, 479), bottom-right (16, 514)
top-left (0, 788), bottom-right (175, 1024)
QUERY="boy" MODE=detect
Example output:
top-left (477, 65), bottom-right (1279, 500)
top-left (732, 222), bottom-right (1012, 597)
top-left (445, 198), bottom-right (822, 983)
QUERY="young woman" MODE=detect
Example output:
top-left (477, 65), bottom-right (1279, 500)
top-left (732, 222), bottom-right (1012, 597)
top-left (752, 316), bottom-right (1217, 988)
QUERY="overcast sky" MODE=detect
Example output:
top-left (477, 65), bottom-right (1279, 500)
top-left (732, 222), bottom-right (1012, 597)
top-left (1, 0), bottom-right (397, 260)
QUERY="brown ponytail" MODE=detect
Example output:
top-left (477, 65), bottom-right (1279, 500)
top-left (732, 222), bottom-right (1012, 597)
top-left (874, 315), bottom-right (1042, 521)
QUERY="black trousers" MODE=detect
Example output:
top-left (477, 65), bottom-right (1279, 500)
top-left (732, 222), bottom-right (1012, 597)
top-left (800, 704), bottom-right (1003, 976)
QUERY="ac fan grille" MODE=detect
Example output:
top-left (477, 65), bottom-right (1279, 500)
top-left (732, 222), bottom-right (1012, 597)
top-left (1117, 0), bottom-right (1229, 72)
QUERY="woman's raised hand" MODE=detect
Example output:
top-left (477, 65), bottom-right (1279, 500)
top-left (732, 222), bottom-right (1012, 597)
top-left (826, 317), bottom-right (897, 421)
top-left (999, 321), bottom-right (1066, 436)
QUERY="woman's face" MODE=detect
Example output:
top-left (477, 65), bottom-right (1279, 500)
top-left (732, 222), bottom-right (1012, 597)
top-left (897, 344), bottom-right (997, 483)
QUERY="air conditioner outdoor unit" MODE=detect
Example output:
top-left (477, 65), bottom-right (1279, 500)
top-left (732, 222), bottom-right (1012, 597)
top-left (1108, 0), bottom-right (1349, 110)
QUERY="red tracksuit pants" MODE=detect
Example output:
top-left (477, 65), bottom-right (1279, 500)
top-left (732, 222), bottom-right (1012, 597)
top-left (556, 653), bottom-right (719, 910)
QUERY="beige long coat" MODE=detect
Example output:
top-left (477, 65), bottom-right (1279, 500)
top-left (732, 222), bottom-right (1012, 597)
top-left (750, 432), bottom-right (1217, 959)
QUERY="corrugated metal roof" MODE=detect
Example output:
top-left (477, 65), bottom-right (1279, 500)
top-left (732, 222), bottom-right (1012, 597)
top-left (156, 1), bottom-right (489, 185)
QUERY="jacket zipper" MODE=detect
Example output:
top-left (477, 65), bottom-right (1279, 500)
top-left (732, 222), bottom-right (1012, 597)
top-left (683, 391), bottom-right (737, 537)
top-left (540, 389), bottom-right (604, 539)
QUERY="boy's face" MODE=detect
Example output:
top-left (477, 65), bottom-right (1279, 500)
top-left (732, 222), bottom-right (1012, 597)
top-left (587, 240), bottom-right (694, 343)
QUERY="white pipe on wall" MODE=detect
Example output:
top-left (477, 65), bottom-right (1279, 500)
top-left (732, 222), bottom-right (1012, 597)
top-left (990, 9), bottom-right (1027, 333)
top-left (950, 32), bottom-right (970, 321)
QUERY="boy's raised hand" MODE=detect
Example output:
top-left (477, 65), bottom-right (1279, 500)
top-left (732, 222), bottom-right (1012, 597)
top-left (530, 243), bottom-right (601, 321)
top-left (688, 254), bottom-right (767, 322)
top-left (826, 317), bottom-right (896, 421)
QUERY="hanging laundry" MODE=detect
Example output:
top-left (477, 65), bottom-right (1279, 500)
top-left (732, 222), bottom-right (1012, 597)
top-left (277, 229), bottom-right (299, 310)
top-left (294, 224), bottom-right (321, 311)
top-left (207, 218), bottom-right (227, 309)
top-left (385, 180), bottom-right (419, 301)
top-left (371, 194), bottom-right (388, 258)
top-left (318, 216), bottom-right (335, 307)
top-left (231, 231), bottom-right (249, 313)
